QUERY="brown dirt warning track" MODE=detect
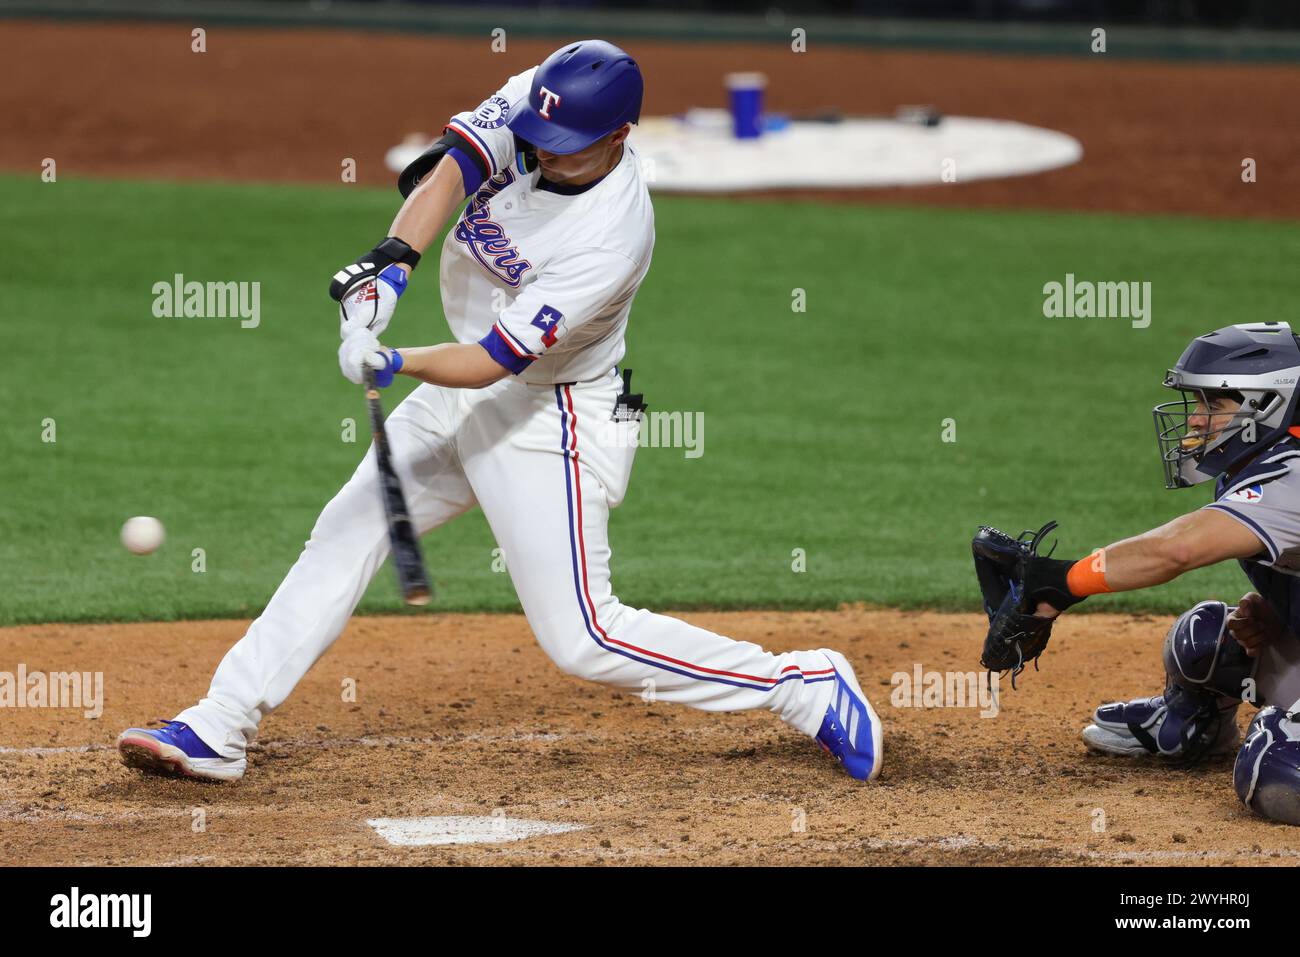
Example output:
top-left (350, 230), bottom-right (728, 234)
top-left (4, 20), bottom-right (1300, 865)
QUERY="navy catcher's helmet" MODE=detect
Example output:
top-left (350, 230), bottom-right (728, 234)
top-left (506, 39), bottom-right (643, 155)
top-left (1154, 322), bottom-right (1300, 488)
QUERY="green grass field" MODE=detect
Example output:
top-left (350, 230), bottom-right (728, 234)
top-left (4, 173), bottom-right (1299, 624)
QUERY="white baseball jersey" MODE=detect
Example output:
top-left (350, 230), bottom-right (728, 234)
top-left (172, 64), bottom-right (851, 776)
top-left (439, 67), bottom-right (655, 385)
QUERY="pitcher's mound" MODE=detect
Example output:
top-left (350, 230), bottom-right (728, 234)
top-left (386, 110), bottom-right (1083, 193)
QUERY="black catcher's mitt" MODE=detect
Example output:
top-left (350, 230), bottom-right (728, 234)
top-left (972, 520), bottom-right (1082, 685)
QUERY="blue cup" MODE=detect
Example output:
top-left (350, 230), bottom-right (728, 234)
top-left (726, 72), bottom-right (767, 140)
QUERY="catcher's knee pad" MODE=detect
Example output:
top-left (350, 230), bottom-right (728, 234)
top-left (1162, 600), bottom-right (1255, 703)
top-left (1235, 706), bottom-right (1300, 825)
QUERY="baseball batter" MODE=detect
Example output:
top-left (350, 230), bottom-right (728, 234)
top-left (972, 322), bottom-right (1300, 825)
top-left (117, 40), bottom-right (882, 784)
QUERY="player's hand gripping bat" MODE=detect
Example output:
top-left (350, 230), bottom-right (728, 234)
top-left (363, 367), bottom-right (432, 606)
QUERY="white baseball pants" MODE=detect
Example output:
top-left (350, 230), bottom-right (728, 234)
top-left (176, 369), bottom-right (837, 757)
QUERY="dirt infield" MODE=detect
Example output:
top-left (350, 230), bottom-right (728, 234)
top-left (4, 19), bottom-right (1299, 218)
top-left (2, 609), bottom-right (1295, 866)
top-left (6, 20), bottom-right (1300, 866)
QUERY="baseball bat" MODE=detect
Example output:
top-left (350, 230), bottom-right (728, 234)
top-left (363, 367), bottom-right (432, 606)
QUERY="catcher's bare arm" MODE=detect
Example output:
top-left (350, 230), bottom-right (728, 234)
top-left (1040, 508), bottom-right (1264, 605)
top-left (972, 512), bottom-right (1265, 679)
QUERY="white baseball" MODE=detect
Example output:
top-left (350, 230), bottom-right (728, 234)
top-left (120, 516), bottom-right (165, 555)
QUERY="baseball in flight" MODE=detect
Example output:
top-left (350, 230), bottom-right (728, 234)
top-left (120, 516), bottom-right (165, 555)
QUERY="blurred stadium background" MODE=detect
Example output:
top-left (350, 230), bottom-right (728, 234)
top-left (11, 0), bottom-right (1300, 38)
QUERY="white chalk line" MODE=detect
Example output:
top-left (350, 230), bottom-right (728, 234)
top-left (158, 855), bottom-right (218, 867)
top-left (856, 834), bottom-right (1300, 863)
top-left (363, 832), bottom-right (1300, 863)
top-left (0, 803), bottom-right (273, 824)
top-left (1081, 846), bottom-right (1300, 862)
top-left (0, 730), bottom-right (584, 757)
top-left (0, 722), bottom-right (763, 760)
top-left (0, 743), bottom-right (113, 755)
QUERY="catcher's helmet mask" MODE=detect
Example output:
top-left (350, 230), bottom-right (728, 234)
top-left (1154, 322), bottom-right (1300, 489)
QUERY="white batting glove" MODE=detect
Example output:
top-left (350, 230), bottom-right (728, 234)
top-left (339, 330), bottom-right (391, 386)
top-left (337, 264), bottom-right (408, 340)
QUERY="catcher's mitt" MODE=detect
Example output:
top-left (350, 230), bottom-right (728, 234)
top-left (972, 520), bottom-right (1080, 685)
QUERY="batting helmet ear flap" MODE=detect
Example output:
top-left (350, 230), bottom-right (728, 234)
top-left (513, 134), bottom-right (538, 174)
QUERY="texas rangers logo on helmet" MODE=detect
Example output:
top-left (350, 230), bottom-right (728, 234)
top-left (537, 86), bottom-right (562, 120)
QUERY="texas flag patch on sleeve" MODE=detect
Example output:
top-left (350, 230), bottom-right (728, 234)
top-left (530, 306), bottom-right (563, 348)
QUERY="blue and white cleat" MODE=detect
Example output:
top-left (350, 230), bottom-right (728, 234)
top-left (1081, 691), bottom-right (1239, 760)
top-left (815, 649), bottom-right (883, 781)
top-left (117, 720), bottom-right (246, 782)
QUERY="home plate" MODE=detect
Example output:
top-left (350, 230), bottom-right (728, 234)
top-left (367, 816), bottom-right (587, 847)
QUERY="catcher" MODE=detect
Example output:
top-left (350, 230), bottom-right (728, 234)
top-left (973, 322), bottom-right (1300, 826)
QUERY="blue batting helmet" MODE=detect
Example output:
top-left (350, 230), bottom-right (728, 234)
top-left (506, 39), bottom-right (643, 155)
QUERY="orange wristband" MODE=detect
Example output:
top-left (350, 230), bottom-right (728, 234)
top-left (1066, 550), bottom-right (1112, 596)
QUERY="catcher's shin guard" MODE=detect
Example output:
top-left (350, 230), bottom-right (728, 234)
top-left (1235, 706), bottom-right (1300, 825)
top-left (1082, 601), bottom-right (1251, 761)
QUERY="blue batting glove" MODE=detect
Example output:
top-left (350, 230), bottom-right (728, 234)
top-left (376, 264), bottom-right (408, 297)
top-left (372, 348), bottom-right (403, 389)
